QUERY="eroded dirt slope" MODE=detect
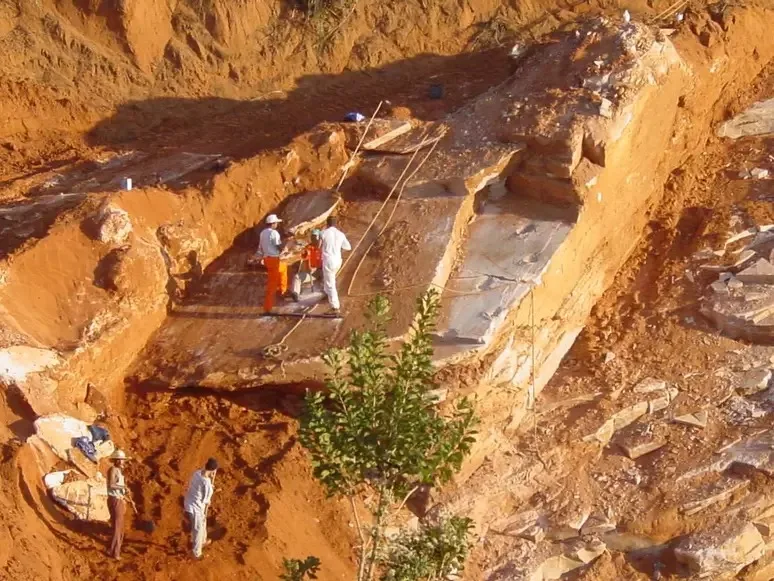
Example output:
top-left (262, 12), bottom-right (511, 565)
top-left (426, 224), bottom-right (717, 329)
top-left (0, 0), bottom-right (672, 186)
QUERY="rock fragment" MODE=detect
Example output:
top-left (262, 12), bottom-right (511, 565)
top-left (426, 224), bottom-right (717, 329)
top-left (94, 204), bottom-right (132, 246)
top-left (673, 410), bottom-right (708, 429)
top-left (679, 477), bottom-right (749, 516)
top-left (619, 434), bottom-right (667, 460)
top-left (736, 258), bottom-right (774, 284)
top-left (674, 520), bottom-right (765, 578)
top-left (580, 510), bottom-right (616, 535)
top-left (737, 368), bottom-right (772, 396)
top-left (632, 377), bottom-right (666, 394)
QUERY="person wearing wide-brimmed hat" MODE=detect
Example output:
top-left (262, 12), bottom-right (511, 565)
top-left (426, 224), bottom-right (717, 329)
top-left (107, 449), bottom-right (130, 559)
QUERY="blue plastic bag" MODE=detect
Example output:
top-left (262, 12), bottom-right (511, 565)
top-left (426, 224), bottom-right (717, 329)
top-left (344, 112), bottom-right (366, 122)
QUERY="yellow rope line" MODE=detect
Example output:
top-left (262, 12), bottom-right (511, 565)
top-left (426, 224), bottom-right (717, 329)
top-left (346, 130), bottom-right (445, 296)
top-left (261, 102), bottom-right (385, 358)
top-left (333, 101), bottom-right (384, 197)
top-left (340, 132), bottom-right (440, 274)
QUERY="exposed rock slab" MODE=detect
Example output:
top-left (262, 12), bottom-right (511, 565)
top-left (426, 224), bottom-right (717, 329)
top-left (704, 430), bottom-right (774, 476)
top-left (280, 190), bottom-right (339, 236)
top-left (717, 98), bottom-right (774, 139)
top-left (674, 410), bottom-right (709, 428)
top-left (583, 387), bottom-right (678, 445)
top-left (365, 122), bottom-right (448, 154)
top-left (50, 476), bottom-right (110, 522)
top-left (701, 283), bottom-right (774, 341)
top-left (341, 119), bottom-right (412, 151)
top-left (545, 498), bottom-right (591, 541)
top-left (358, 144), bottom-right (524, 198)
top-left (619, 433), bottom-right (667, 460)
top-left (580, 510), bottom-right (617, 536)
top-left (0, 345), bottom-right (60, 383)
top-left (737, 367), bottom-right (772, 395)
top-left (31, 414), bottom-right (114, 468)
top-left (674, 520), bottom-right (765, 578)
top-left (632, 377), bottom-right (667, 394)
top-left (488, 538), bottom-right (606, 581)
top-left (736, 258), bottom-right (774, 284)
top-left (139, 151), bottom-right (224, 187)
top-left (0, 346), bottom-right (62, 415)
top-left (679, 477), bottom-right (750, 516)
top-left (433, 196), bottom-right (573, 352)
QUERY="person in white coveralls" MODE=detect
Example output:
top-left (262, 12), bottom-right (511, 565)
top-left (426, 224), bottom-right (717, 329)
top-left (319, 215), bottom-right (351, 314)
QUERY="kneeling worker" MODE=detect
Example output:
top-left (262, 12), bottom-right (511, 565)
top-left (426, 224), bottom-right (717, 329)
top-left (290, 229), bottom-right (323, 301)
top-left (259, 214), bottom-right (288, 313)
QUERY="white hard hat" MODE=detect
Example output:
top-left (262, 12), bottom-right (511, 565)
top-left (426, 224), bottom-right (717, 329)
top-left (109, 449), bottom-right (130, 460)
top-left (266, 214), bottom-right (282, 224)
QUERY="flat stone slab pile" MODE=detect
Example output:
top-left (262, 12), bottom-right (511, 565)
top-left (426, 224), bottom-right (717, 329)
top-left (699, 225), bottom-right (774, 340)
top-left (717, 98), bottom-right (774, 139)
top-left (675, 520), bottom-right (766, 579)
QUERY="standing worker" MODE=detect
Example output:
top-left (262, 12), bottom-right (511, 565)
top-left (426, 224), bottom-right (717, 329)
top-left (258, 214), bottom-right (288, 314)
top-left (107, 449), bottom-right (130, 560)
top-left (320, 216), bottom-right (351, 315)
top-left (183, 458), bottom-right (219, 560)
top-left (290, 229), bottom-right (323, 301)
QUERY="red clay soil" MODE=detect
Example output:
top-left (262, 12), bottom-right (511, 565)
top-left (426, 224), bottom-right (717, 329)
top-left (1, 386), bottom-right (358, 581)
top-left (0, 0), bottom-right (678, 196)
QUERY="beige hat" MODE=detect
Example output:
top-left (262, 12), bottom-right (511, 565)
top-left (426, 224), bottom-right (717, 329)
top-left (109, 449), bottom-right (130, 461)
top-left (266, 214), bottom-right (282, 224)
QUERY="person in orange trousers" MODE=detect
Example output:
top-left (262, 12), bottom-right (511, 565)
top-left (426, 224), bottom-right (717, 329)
top-left (258, 214), bottom-right (288, 313)
top-left (263, 256), bottom-right (288, 312)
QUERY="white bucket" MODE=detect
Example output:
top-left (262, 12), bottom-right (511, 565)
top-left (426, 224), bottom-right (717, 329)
top-left (123, 177), bottom-right (133, 191)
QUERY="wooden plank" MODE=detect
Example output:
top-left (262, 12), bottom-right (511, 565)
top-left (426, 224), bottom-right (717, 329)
top-left (362, 121), bottom-right (413, 150)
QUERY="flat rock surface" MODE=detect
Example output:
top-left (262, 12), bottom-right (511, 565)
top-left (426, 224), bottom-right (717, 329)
top-left (702, 283), bottom-right (774, 341)
top-left (717, 98), bottom-right (774, 139)
top-left (341, 119), bottom-right (412, 151)
top-left (678, 476), bottom-right (749, 516)
top-left (51, 477), bottom-right (110, 522)
top-left (703, 430), bottom-right (774, 476)
top-left (366, 122), bottom-right (448, 154)
top-left (434, 195), bottom-right (573, 352)
top-left (133, 193), bottom-right (472, 388)
top-left (279, 189), bottom-right (338, 235)
top-left (358, 144), bottom-right (524, 198)
top-left (675, 520), bottom-right (765, 577)
top-left (736, 258), bottom-right (774, 284)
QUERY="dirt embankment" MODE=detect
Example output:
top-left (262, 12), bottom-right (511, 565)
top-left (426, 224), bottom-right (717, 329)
top-left (0, 0), bottom-right (670, 171)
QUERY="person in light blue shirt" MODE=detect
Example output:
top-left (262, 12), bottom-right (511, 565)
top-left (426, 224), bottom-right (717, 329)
top-left (183, 458), bottom-right (218, 559)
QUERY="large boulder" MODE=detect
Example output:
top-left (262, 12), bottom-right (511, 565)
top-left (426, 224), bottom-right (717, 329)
top-left (674, 521), bottom-right (765, 578)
